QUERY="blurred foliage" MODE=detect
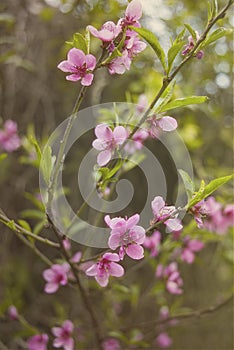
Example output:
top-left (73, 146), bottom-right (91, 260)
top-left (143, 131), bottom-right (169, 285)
top-left (0, 0), bottom-right (233, 349)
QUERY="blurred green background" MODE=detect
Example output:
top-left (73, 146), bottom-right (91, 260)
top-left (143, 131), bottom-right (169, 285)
top-left (0, 0), bottom-right (233, 349)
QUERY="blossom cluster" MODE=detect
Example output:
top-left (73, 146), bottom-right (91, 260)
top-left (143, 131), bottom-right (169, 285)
top-left (57, 0), bottom-right (146, 85)
top-left (156, 262), bottom-right (183, 295)
top-left (192, 196), bottom-right (234, 234)
top-left (0, 120), bottom-right (21, 153)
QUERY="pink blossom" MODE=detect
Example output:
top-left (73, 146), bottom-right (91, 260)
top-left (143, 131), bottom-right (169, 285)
top-left (143, 230), bottom-right (161, 257)
top-left (182, 31), bottom-right (204, 59)
top-left (121, 0), bottom-right (143, 27)
top-left (148, 115), bottom-right (178, 138)
top-left (136, 94), bottom-right (148, 114)
top-left (124, 29), bottom-right (147, 58)
top-left (105, 214), bottom-right (146, 260)
top-left (102, 338), bottom-right (121, 350)
top-left (71, 251), bottom-right (82, 263)
top-left (43, 263), bottom-right (70, 294)
top-left (181, 237), bottom-right (204, 264)
top-left (62, 238), bottom-right (71, 251)
top-left (191, 197), bottom-right (234, 234)
top-left (85, 252), bottom-right (124, 287)
top-left (156, 332), bottom-right (172, 348)
top-left (92, 123), bottom-right (128, 166)
top-left (124, 128), bottom-right (148, 154)
top-left (27, 334), bottom-right (49, 350)
top-left (0, 120), bottom-right (21, 153)
top-left (88, 21), bottom-right (121, 43)
top-left (8, 305), bottom-right (18, 320)
top-left (57, 48), bottom-right (96, 86)
top-left (108, 50), bottom-right (132, 75)
top-left (52, 320), bottom-right (74, 350)
top-left (151, 196), bottom-right (183, 232)
top-left (156, 262), bottom-right (183, 295)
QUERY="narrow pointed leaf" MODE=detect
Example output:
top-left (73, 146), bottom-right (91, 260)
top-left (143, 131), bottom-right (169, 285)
top-left (160, 96), bottom-right (208, 112)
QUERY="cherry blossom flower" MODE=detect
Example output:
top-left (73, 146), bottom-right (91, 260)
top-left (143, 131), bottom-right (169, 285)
top-left (0, 120), bottom-right (21, 153)
top-left (182, 31), bottom-right (204, 59)
top-left (181, 237), bottom-right (204, 264)
top-left (124, 128), bottom-right (148, 154)
top-left (125, 29), bottom-right (147, 57)
top-left (102, 338), bottom-right (121, 350)
top-left (52, 320), bottom-right (74, 350)
top-left (108, 50), bottom-right (132, 75)
top-left (92, 123), bottom-right (128, 166)
top-left (151, 196), bottom-right (183, 232)
top-left (191, 197), bottom-right (234, 234)
top-left (7, 305), bottom-right (18, 320)
top-left (43, 263), bottom-right (70, 294)
top-left (121, 0), bottom-right (143, 27)
top-left (136, 94), bottom-right (148, 114)
top-left (27, 334), bottom-right (49, 350)
top-left (156, 262), bottom-right (183, 295)
top-left (105, 214), bottom-right (146, 260)
top-left (87, 21), bottom-right (121, 43)
top-left (85, 252), bottom-right (124, 287)
top-left (143, 230), bottom-right (161, 257)
top-left (148, 115), bottom-right (178, 138)
top-left (57, 48), bottom-right (96, 86)
top-left (156, 332), bottom-right (172, 348)
top-left (62, 238), bottom-right (71, 251)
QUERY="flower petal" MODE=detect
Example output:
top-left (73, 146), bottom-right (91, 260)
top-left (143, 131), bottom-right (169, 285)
top-left (85, 264), bottom-right (98, 276)
top-left (96, 274), bottom-right (109, 287)
top-left (67, 48), bottom-right (85, 66)
top-left (44, 282), bottom-right (58, 294)
top-left (57, 60), bottom-right (77, 73)
top-left (151, 196), bottom-right (165, 217)
top-left (125, 0), bottom-right (142, 21)
top-left (158, 116), bottom-right (178, 132)
top-left (109, 262), bottom-right (124, 277)
top-left (97, 150), bottom-right (112, 166)
top-left (81, 73), bottom-right (94, 86)
top-left (85, 54), bottom-right (96, 70)
top-left (103, 252), bottom-right (120, 262)
top-left (95, 124), bottom-right (113, 140)
top-left (108, 233), bottom-right (121, 250)
top-left (126, 214), bottom-right (140, 229)
top-left (126, 243), bottom-right (144, 260)
top-left (66, 74), bottom-right (81, 82)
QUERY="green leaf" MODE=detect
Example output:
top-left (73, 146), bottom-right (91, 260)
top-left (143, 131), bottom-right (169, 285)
top-left (21, 209), bottom-right (45, 220)
top-left (160, 96), bottom-right (208, 112)
top-left (155, 80), bottom-right (176, 111)
top-left (207, 0), bottom-right (218, 21)
top-left (0, 153), bottom-right (7, 164)
top-left (184, 24), bottom-right (197, 41)
top-left (201, 28), bottom-right (233, 48)
top-left (40, 145), bottom-right (55, 185)
top-left (188, 174), bottom-right (234, 208)
top-left (33, 221), bottom-right (45, 235)
top-left (29, 136), bottom-right (42, 161)
top-left (167, 41), bottom-right (185, 74)
top-left (66, 33), bottom-right (87, 53)
top-left (179, 169), bottom-right (195, 201)
top-left (18, 220), bottom-right (32, 232)
top-left (123, 153), bottom-right (146, 172)
top-left (129, 26), bottom-right (167, 71)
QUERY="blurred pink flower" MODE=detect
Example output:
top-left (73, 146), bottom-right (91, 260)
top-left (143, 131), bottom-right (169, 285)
top-left (121, 0), bottom-right (143, 27)
top-left (148, 115), bottom-right (177, 138)
top-left (27, 334), bottom-right (49, 350)
top-left (7, 305), bottom-right (18, 320)
top-left (102, 338), bottom-right (121, 350)
top-left (151, 196), bottom-right (183, 232)
top-left (156, 332), bottom-right (172, 348)
top-left (156, 262), bottom-right (183, 295)
top-left (43, 263), bottom-right (70, 294)
top-left (105, 214), bottom-right (145, 260)
top-left (85, 252), bottom-right (124, 287)
top-left (136, 94), bottom-right (148, 114)
top-left (181, 237), bottom-right (204, 264)
top-left (62, 238), bottom-right (71, 251)
top-left (57, 48), bottom-right (96, 86)
top-left (92, 123), bottom-right (128, 166)
top-left (88, 21), bottom-right (121, 43)
top-left (108, 50), bottom-right (132, 75)
top-left (182, 31), bottom-right (204, 59)
top-left (143, 230), bottom-right (161, 257)
top-left (0, 120), bottom-right (21, 153)
top-left (52, 320), bottom-right (74, 350)
top-left (124, 128), bottom-right (148, 154)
